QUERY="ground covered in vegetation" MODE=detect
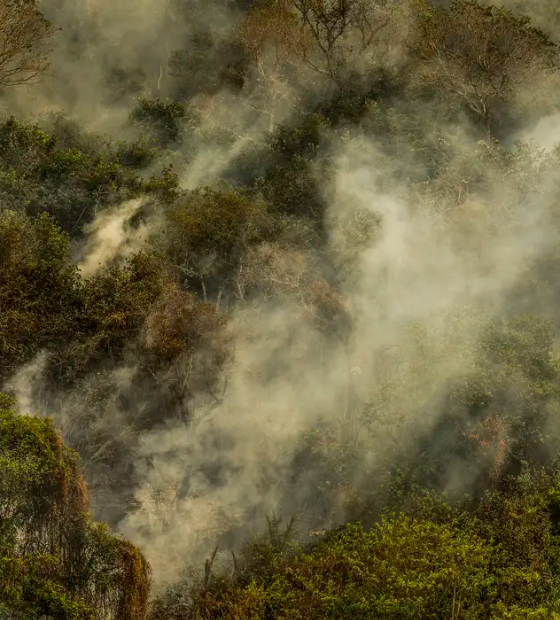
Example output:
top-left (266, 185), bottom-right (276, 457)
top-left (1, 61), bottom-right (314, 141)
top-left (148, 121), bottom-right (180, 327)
top-left (4, 0), bottom-right (560, 617)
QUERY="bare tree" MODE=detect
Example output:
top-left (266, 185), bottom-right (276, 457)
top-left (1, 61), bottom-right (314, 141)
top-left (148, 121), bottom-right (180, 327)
top-left (0, 0), bottom-right (58, 87)
top-left (409, 0), bottom-right (559, 136)
top-left (237, 2), bottom-right (300, 131)
top-left (290, 0), bottom-right (392, 91)
top-left (237, 0), bottom-right (392, 99)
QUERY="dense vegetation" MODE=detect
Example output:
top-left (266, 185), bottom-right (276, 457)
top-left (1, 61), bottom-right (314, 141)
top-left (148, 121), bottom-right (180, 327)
top-left (0, 393), bottom-right (150, 619)
top-left (4, 0), bottom-right (560, 617)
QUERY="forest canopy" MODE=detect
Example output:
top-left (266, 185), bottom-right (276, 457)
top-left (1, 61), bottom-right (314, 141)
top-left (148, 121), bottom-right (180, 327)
top-left (3, 0), bottom-right (560, 617)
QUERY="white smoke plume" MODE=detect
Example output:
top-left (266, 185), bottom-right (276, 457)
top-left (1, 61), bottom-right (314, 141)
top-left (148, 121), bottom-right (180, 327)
top-left (77, 199), bottom-right (148, 278)
top-left (4, 351), bottom-right (50, 417)
top-left (117, 128), bottom-right (560, 585)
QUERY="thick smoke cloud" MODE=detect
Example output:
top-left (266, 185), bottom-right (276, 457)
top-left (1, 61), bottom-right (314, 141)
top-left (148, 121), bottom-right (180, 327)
top-left (117, 126), bottom-right (560, 584)
top-left (3, 0), bottom-right (560, 593)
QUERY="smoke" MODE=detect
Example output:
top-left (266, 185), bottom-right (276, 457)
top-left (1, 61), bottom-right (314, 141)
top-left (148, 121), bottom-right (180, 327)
top-left (518, 112), bottom-right (560, 150)
top-left (115, 126), bottom-right (560, 586)
top-left (4, 0), bottom-right (560, 596)
top-left (119, 299), bottom-right (345, 584)
top-left (0, 0), bottom-right (246, 135)
top-left (4, 352), bottom-right (50, 417)
top-left (77, 198), bottom-right (149, 277)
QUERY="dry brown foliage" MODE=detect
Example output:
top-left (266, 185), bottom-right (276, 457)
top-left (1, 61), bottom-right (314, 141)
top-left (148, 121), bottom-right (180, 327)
top-left (143, 281), bottom-right (230, 363)
top-left (409, 0), bottom-right (559, 134)
top-left (0, 0), bottom-right (58, 87)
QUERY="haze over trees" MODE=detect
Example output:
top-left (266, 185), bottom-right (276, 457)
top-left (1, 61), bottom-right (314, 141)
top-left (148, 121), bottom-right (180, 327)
top-left (4, 0), bottom-right (560, 618)
top-left (0, 0), bottom-right (58, 87)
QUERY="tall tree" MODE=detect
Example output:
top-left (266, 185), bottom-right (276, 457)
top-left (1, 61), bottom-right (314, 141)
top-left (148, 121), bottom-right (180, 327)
top-left (290, 0), bottom-right (392, 92)
top-left (237, 0), bottom-right (392, 101)
top-left (237, 1), bottom-right (300, 131)
top-left (409, 0), bottom-right (559, 136)
top-left (0, 0), bottom-right (58, 87)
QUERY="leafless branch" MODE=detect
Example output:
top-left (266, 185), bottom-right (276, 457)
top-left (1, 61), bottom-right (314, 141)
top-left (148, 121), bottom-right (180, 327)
top-left (0, 0), bottom-right (58, 87)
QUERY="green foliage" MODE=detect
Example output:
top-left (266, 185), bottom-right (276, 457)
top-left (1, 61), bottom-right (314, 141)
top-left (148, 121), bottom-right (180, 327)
top-left (53, 250), bottom-right (167, 385)
top-left (152, 492), bottom-right (560, 619)
top-left (5, 1), bottom-right (560, 617)
top-left (256, 114), bottom-right (332, 224)
top-left (163, 185), bottom-right (278, 300)
top-left (0, 209), bottom-right (175, 390)
top-left (0, 395), bottom-right (151, 619)
top-left (0, 116), bottom-right (176, 235)
top-left (115, 135), bottom-right (162, 170)
top-left (0, 210), bottom-right (81, 377)
top-left (129, 98), bottom-right (188, 148)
